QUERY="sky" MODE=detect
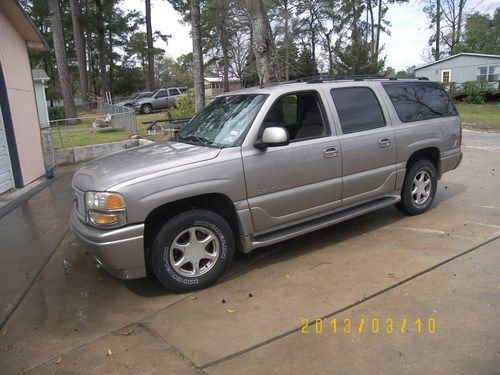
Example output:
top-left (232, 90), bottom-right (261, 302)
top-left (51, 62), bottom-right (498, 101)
top-left (122, 0), bottom-right (500, 71)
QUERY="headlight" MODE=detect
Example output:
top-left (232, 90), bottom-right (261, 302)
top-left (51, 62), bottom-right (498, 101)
top-left (85, 191), bottom-right (126, 227)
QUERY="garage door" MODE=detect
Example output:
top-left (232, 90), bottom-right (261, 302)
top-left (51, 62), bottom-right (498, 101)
top-left (0, 107), bottom-right (14, 194)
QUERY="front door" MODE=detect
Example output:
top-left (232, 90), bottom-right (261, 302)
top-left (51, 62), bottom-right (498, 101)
top-left (243, 91), bottom-right (342, 232)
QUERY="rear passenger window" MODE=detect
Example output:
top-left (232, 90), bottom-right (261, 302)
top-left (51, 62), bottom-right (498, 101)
top-left (382, 82), bottom-right (457, 123)
top-left (330, 87), bottom-right (386, 134)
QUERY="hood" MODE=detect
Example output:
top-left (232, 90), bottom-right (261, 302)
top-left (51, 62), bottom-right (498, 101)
top-left (116, 99), bottom-right (132, 106)
top-left (72, 141), bottom-right (221, 191)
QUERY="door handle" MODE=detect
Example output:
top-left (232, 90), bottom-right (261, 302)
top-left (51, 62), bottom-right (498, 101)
top-left (323, 147), bottom-right (339, 158)
top-left (378, 138), bottom-right (391, 148)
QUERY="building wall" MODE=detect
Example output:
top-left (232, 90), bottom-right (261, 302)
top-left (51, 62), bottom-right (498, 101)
top-left (205, 81), bottom-right (242, 97)
top-left (415, 55), bottom-right (500, 83)
top-left (0, 11), bottom-right (45, 186)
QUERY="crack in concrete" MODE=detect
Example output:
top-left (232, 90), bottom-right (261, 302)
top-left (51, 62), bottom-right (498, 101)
top-left (199, 234), bottom-right (500, 370)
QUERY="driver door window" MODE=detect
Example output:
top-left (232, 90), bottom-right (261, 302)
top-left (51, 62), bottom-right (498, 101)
top-left (261, 92), bottom-right (329, 141)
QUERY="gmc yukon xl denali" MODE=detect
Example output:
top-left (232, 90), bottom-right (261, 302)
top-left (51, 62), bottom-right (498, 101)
top-left (71, 78), bottom-right (463, 292)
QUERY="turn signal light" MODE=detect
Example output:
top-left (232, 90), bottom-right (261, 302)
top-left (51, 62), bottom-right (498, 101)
top-left (89, 212), bottom-right (119, 225)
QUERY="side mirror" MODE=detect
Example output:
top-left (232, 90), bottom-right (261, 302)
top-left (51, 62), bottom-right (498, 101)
top-left (255, 127), bottom-right (290, 149)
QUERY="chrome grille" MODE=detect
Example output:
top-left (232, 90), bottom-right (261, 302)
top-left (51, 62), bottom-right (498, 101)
top-left (73, 187), bottom-right (86, 221)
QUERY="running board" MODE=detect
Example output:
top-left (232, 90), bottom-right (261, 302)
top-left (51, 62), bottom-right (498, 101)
top-left (250, 196), bottom-right (400, 250)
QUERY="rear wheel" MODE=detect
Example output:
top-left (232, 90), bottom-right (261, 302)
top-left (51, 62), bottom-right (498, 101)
top-left (141, 104), bottom-right (153, 114)
top-left (396, 159), bottom-right (437, 216)
top-left (150, 209), bottom-right (234, 292)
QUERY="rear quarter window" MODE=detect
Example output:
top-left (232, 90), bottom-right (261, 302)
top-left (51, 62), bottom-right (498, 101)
top-left (382, 82), bottom-right (457, 123)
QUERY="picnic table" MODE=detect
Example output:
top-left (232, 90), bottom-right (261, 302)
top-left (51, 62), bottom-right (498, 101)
top-left (141, 117), bottom-right (192, 135)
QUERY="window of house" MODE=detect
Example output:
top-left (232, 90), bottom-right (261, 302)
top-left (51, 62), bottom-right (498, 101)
top-left (261, 92), bottom-right (329, 141)
top-left (330, 87), bottom-right (386, 134)
top-left (382, 82), bottom-right (457, 123)
top-left (477, 66), bottom-right (499, 82)
top-left (441, 70), bottom-right (451, 83)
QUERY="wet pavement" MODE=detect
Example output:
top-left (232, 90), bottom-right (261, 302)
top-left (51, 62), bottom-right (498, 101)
top-left (0, 131), bottom-right (499, 374)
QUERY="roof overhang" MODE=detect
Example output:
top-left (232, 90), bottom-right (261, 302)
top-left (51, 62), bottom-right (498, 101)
top-left (415, 53), bottom-right (500, 70)
top-left (0, 0), bottom-right (49, 51)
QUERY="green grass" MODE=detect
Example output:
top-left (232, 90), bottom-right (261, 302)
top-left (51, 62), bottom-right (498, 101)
top-left (456, 102), bottom-right (500, 130)
top-left (50, 117), bottom-right (130, 149)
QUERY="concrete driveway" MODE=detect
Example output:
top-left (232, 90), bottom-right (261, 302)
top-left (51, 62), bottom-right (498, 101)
top-left (0, 129), bottom-right (499, 374)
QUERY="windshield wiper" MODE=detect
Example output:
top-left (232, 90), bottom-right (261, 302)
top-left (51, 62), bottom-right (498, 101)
top-left (178, 134), bottom-right (213, 146)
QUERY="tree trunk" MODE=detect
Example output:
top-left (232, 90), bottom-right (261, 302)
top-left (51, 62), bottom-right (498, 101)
top-left (435, 0), bottom-right (441, 60)
top-left (367, 0), bottom-right (375, 55)
top-left (69, 0), bottom-right (89, 110)
top-left (455, 0), bottom-right (466, 50)
top-left (94, 0), bottom-right (108, 98)
top-left (108, 26), bottom-right (114, 99)
top-left (284, 0), bottom-right (290, 81)
top-left (220, 0), bottom-right (229, 92)
top-left (375, 0), bottom-right (382, 64)
top-left (48, 0), bottom-right (77, 119)
top-left (246, 0), bottom-right (273, 86)
top-left (145, 0), bottom-right (155, 91)
top-left (190, 0), bottom-right (205, 112)
top-left (326, 32), bottom-right (334, 75)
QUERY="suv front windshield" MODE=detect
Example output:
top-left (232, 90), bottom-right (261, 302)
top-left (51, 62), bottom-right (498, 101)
top-left (178, 94), bottom-right (267, 148)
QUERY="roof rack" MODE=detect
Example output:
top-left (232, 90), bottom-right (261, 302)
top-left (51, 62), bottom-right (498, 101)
top-left (259, 75), bottom-right (429, 89)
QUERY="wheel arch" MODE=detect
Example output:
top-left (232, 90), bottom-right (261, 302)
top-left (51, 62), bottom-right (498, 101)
top-left (406, 147), bottom-right (441, 178)
top-left (143, 193), bottom-right (244, 270)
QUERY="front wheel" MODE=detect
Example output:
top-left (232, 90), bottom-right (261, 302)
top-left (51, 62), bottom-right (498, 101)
top-left (141, 104), bottom-right (153, 114)
top-left (396, 159), bottom-right (437, 216)
top-left (150, 210), bottom-right (235, 292)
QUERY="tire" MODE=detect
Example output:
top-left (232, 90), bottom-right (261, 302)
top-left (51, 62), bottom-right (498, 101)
top-left (396, 159), bottom-right (437, 216)
top-left (150, 209), bottom-right (235, 292)
top-left (141, 104), bottom-right (153, 114)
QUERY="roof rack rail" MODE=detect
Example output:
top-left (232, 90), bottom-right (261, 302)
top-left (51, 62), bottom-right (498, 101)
top-left (261, 75), bottom-right (429, 88)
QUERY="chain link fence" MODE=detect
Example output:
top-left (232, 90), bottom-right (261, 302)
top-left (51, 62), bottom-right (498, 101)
top-left (40, 101), bottom-right (138, 151)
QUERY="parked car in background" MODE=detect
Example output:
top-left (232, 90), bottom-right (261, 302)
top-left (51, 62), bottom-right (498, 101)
top-left (135, 87), bottom-right (187, 114)
top-left (115, 91), bottom-right (153, 107)
top-left (71, 77), bottom-right (462, 292)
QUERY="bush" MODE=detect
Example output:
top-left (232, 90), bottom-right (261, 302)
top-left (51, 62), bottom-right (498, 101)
top-left (451, 81), bottom-right (496, 104)
top-left (48, 106), bottom-right (66, 121)
top-left (168, 89), bottom-right (195, 118)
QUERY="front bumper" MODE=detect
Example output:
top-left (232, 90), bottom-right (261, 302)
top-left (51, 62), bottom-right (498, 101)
top-left (70, 209), bottom-right (146, 279)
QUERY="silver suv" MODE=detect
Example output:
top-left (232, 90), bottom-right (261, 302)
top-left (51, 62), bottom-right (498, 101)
top-left (71, 78), bottom-right (462, 292)
top-left (135, 87), bottom-right (187, 114)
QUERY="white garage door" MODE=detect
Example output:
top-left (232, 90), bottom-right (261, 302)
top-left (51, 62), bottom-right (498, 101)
top-left (0, 107), bottom-right (14, 194)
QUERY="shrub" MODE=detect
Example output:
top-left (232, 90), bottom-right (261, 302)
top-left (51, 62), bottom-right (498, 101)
top-left (456, 81), bottom-right (495, 104)
top-left (48, 106), bottom-right (66, 121)
top-left (168, 89), bottom-right (195, 118)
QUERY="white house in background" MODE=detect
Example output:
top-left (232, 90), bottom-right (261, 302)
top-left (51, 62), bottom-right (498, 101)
top-left (32, 69), bottom-right (50, 126)
top-left (0, 0), bottom-right (48, 194)
top-left (204, 77), bottom-right (242, 97)
top-left (414, 53), bottom-right (500, 88)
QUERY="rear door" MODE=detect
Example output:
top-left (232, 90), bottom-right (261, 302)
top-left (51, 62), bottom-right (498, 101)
top-left (168, 88), bottom-right (181, 107)
top-left (329, 85), bottom-right (397, 206)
